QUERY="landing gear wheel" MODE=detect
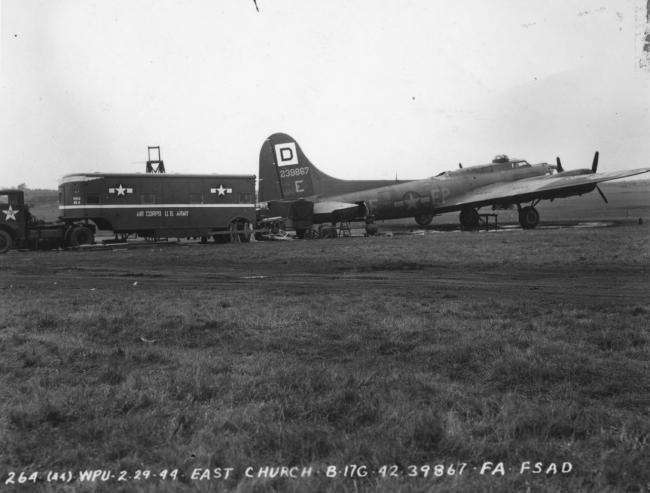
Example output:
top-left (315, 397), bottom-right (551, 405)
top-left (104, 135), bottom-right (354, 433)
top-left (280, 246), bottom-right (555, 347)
top-left (365, 223), bottom-right (378, 236)
top-left (0, 230), bottom-right (12, 254)
top-left (518, 206), bottom-right (539, 229)
top-left (68, 226), bottom-right (94, 247)
top-left (414, 213), bottom-right (433, 227)
top-left (459, 208), bottom-right (479, 230)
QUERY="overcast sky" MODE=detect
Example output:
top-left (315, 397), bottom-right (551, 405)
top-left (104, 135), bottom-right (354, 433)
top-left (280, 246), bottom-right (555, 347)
top-left (1, 0), bottom-right (649, 189)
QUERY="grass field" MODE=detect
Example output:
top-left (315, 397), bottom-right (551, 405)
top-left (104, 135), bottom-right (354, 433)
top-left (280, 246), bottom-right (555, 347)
top-left (0, 221), bottom-right (648, 492)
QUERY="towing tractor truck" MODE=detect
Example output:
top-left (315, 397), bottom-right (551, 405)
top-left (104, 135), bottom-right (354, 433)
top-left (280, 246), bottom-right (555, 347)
top-left (0, 189), bottom-right (95, 254)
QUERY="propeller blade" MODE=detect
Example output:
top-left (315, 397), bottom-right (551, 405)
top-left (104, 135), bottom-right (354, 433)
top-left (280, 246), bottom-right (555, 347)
top-left (592, 151), bottom-right (599, 173)
top-left (596, 185), bottom-right (608, 203)
top-left (555, 157), bottom-right (563, 173)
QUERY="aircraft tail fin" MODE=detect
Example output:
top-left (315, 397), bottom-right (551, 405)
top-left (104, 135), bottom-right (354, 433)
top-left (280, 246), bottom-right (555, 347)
top-left (258, 133), bottom-right (341, 202)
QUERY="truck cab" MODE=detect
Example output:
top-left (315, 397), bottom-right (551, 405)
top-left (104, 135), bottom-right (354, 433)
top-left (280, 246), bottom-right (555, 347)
top-left (0, 189), bottom-right (94, 254)
top-left (0, 190), bottom-right (28, 253)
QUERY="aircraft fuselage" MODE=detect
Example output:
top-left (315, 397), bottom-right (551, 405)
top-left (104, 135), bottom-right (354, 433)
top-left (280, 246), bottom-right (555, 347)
top-left (259, 133), bottom-right (650, 232)
top-left (328, 161), bottom-right (551, 220)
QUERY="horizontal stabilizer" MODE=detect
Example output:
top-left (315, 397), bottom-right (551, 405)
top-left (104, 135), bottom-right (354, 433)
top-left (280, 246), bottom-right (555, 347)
top-left (313, 201), bottom-right (361, 216)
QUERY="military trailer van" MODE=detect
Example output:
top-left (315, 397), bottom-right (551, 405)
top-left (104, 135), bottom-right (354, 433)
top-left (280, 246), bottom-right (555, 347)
top-left (58, 173), bottom-right (256, 243)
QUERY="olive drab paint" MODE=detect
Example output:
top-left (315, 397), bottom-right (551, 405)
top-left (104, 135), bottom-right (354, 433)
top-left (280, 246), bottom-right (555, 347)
top-left (258, 132), bottom-right (650, 231)
top-left (58, 173), bottom-right (256, 239)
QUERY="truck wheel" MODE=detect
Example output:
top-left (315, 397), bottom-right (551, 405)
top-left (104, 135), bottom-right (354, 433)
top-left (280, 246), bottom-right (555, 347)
top-left (69, 226), bottom-right (94, 247)
top-left (0, 230), bottom-right (12, 254)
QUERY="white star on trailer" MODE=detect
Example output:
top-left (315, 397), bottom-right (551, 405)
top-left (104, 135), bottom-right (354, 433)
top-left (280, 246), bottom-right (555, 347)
top-left (210, 185), bottom-right (232, 196)
top-left (2, 205), bottom-right (19, 221)
top-left (108, 184), bottom-right (133, 196)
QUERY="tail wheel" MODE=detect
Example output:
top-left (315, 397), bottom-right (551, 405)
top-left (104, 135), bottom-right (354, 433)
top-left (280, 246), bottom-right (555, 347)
top-left (68, 226), bottom-right (94, 247)
top-left (0, 230), bottom-right (13, 254)
top-left (459, 208), bottom-right (479, 230)
top-left (518, 206), bottom-right (540, 229)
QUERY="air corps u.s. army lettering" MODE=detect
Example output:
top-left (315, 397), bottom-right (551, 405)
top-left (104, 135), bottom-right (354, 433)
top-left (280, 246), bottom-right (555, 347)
top-left (274, 142), bottom-right (299, 166)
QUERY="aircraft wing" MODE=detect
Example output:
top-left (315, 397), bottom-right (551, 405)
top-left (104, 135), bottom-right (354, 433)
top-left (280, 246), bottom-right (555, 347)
top-left (441, 168), bottom-right (650, 210)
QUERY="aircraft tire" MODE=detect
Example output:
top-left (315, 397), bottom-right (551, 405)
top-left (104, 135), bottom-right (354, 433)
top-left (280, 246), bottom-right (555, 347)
top-left (414, 213), bottom-right (433, 227)
top-left (518, 206), bottom-right (540, 229)
top-left (365, 223), bottom-right (378, 236)
top-left (0, 230), bottom-right (13, 254)
top-left (459, 208), bottom-right (479, 230)
top-left (68, 226), bottom-right (94, 247)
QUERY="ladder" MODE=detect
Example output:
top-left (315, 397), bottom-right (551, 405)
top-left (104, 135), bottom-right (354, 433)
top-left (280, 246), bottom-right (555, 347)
top-left (339, 220), bottom-right (352, 237)
top-left (146, 146), bottom-right (165, 173)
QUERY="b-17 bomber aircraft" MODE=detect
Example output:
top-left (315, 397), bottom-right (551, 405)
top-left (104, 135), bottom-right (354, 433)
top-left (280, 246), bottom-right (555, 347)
top-left (258, 132), bottom-right (650, 236)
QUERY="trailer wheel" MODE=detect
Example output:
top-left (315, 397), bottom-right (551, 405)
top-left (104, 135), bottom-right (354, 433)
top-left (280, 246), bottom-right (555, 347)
top-left (68, 226), bottom-right (94, 247)
top-left (229, 221), bottom-right (251, 243)
top-left (0, 230), bottom-right (12, 254)
top-left (238, 222), bottom-right (252, 243)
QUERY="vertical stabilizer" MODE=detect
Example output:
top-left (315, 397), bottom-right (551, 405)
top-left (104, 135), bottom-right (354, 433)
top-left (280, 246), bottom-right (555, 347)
top-left (259, 133), bottom-right (318, 202)
top-left (259, 132), bottom-right (406, 203)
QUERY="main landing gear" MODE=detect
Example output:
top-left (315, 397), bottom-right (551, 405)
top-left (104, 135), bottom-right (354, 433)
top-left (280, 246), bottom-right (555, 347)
top-left (459, 204), bottom-right (541, 230)
top-left (459, 208), bottom-right (480, 230)
top-left (518, 205), bottom-right (539, 229)
top-left (414, 213), bottom-right (433, 227)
